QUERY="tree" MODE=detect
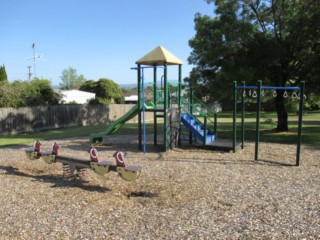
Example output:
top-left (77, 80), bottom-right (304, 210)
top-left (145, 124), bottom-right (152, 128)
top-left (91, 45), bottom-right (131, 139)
top-left (80, 78), bottom-right (124, 104)
top-left (0, 78), bottom-right (62, 107)
top-left (189, 0), bottom-right (320, 131)
top-left (0, 64), bottom-right (8, 84)
top-left (121, 87), bottom-right (138, 98)
top-left (0, 83), bottom-right (20, 107)
top-left (59, 67), bottom-right (86, 89)
top-left (27, 78), bottom-right (62, 106)
top-left (79, 80), bottom-right (96, 93)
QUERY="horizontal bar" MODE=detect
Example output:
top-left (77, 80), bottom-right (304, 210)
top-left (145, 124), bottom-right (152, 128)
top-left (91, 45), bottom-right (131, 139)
top-left (131, 66), bottom-right (166, 70)
top-left (236, 85), bottom-right (300, 90)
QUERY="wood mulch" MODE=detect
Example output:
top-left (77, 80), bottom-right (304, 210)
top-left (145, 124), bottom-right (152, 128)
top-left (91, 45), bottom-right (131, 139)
top-left (0, 136), bottom-right (319, 239)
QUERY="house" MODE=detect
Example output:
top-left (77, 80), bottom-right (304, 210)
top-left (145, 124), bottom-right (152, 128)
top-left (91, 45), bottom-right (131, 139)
top-left (58, 89), bottom-right (96, 104)
top-left (125, 95), bottom-right (138, 104)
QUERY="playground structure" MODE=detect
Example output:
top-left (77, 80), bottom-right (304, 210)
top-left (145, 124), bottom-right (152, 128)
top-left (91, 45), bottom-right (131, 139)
top-left (19, 46), bottom-right (309, 195)
top-left (90, 46), bottom-right (219, 152)
top-left (25, 140), bottom-right (142, 181)
top-left (86, 46), bottom-right (306, 165)
top-left (233, 80), bottom-right (305, 166)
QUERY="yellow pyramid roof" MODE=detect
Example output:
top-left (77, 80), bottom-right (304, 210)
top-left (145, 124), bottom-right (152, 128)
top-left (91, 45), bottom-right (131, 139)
top-left (135, 45), bottom-right (183, 66)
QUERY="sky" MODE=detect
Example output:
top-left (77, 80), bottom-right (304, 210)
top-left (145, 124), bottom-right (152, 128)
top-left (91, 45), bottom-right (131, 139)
top-left (1, 0), bottom-right (214, 86)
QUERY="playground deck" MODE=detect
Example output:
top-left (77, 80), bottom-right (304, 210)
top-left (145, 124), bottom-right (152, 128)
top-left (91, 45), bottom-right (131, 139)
top-left (205, 138), bottom-right (241, 151)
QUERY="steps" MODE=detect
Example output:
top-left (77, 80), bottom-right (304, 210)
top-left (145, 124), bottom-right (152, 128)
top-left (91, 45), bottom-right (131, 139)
top-left (181, 114), bottom-right (216, 145)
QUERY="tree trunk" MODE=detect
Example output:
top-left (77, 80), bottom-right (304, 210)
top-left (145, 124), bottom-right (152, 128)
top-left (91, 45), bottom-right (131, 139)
top-left (275, 90), bottom-right (288, 131)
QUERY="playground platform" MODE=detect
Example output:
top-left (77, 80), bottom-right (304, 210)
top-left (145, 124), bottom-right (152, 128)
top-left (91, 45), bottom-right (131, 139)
top-left (179, 138), bottom-right (240, 152)
top-left (204, 138), bottom-right (241, 151)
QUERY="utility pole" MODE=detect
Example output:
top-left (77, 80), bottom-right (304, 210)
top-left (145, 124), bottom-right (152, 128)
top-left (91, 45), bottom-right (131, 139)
top-left (27, 66), bottom-right (32, 80)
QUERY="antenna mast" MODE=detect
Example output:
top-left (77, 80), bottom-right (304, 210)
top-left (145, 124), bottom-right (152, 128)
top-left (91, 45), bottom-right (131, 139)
top-left (32, 43), bottom-right (36, 77)
top-left (26, 43), bottom-right (43, 79)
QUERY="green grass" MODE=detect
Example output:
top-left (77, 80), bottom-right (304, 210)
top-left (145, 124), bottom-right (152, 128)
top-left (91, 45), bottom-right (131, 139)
top-left (210, 111), bottom-right (320, 147)
top-left (0, 125), bottom-right (100, 146)
top-left (0, 111), bottom-right (319, 147)
top-left (0, 122), bottom-right (161, 147)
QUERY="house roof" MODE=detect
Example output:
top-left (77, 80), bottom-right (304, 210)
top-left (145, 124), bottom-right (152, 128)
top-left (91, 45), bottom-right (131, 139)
top-left (57, 89), bottom-right (96, 104)
top-left (125, 95), bottom-right (138, 101)
top-left (59, 89), bottom-right (95, 96)
top-left (135, 45), bottom-right (183, 66)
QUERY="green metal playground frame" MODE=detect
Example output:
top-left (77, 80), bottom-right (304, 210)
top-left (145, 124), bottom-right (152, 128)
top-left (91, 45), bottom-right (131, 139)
top-left (233, 80), bottom-right (305, 166)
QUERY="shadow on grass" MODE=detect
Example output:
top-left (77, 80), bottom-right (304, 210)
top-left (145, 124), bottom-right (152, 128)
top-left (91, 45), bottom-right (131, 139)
top-left (0, 165), bottom-right (110, 193)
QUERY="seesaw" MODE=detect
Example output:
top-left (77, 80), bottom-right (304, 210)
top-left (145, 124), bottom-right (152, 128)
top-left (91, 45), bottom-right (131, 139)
top-left (25, 141), bottom-right (142, 181)
top-left (25, 140), bottom-right (42, 160)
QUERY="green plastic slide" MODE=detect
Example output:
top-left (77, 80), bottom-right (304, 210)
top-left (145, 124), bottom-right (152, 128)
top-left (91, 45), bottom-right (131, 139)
top-left (90, 104), bottom-right (139, 143)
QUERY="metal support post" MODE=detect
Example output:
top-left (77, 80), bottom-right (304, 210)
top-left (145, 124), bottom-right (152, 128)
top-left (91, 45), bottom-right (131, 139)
top-left (254, 80), bottom-right (262, 161)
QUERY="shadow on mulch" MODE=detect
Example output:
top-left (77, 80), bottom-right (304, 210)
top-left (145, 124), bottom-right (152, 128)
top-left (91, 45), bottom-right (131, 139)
top-left (256, 159), bottom-right (296, 167)
top-left (161, 156), bottom-right (296, 167)
top-left (0, 165), bottom-right (110, 193)
top-left (126, 191), bottom-right (158, 199)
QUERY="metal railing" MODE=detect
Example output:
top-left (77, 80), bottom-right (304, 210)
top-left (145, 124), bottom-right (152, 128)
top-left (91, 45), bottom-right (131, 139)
top-left (180, 96), bottom-right (217, 137)
top-left (181, 97), bottom-right (217, 134)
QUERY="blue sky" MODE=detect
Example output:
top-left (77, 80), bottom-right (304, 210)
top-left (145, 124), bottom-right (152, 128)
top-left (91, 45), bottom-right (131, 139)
top-left (2, 0), bottom-right (214, 86)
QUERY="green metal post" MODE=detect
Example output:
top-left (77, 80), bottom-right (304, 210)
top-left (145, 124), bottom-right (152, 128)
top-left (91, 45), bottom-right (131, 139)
top-left (233, 81), bottom-right (237, 153)
top-left (170, 113), bottom-right (173, 149)
top-left (203, 116), bottom-right (207, 146)
top-left (296, 81), bottom-right (305, 166)
top-left (153, 67), bottom-right (157, 106)
top-left (178, 65), bottom-right (182, 109)
top-left (254, 80), bottom-right (262, 161)
top-left (189, 84), bottom-right (193, 145)
top-left (153, 67), bottom-right (157, 145)
top-left (214, 113), bottom-right (217, 137)
top-left (241, 81), bottom-right (245, 149)
top-left (164, 63), bottom-right (168, 151)
top-left (137, 64), bottom-right (142, 150)
top-left (178, 64), bottom-right (182, 148)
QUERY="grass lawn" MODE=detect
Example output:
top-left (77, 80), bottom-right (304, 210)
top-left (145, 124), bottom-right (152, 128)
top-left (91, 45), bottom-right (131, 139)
top-left (1, 111), bottom-right (319, 147)
top-left (212, 111), bottom-right (320, 146)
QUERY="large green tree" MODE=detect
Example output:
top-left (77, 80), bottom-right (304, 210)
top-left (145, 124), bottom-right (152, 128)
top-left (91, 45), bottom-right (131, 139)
top-left (189, 0), bottom-right (320, 131)
top-left (59, 67), bottom-right (86, 89)
top-left (80, 78), bottom-right (124, 104)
